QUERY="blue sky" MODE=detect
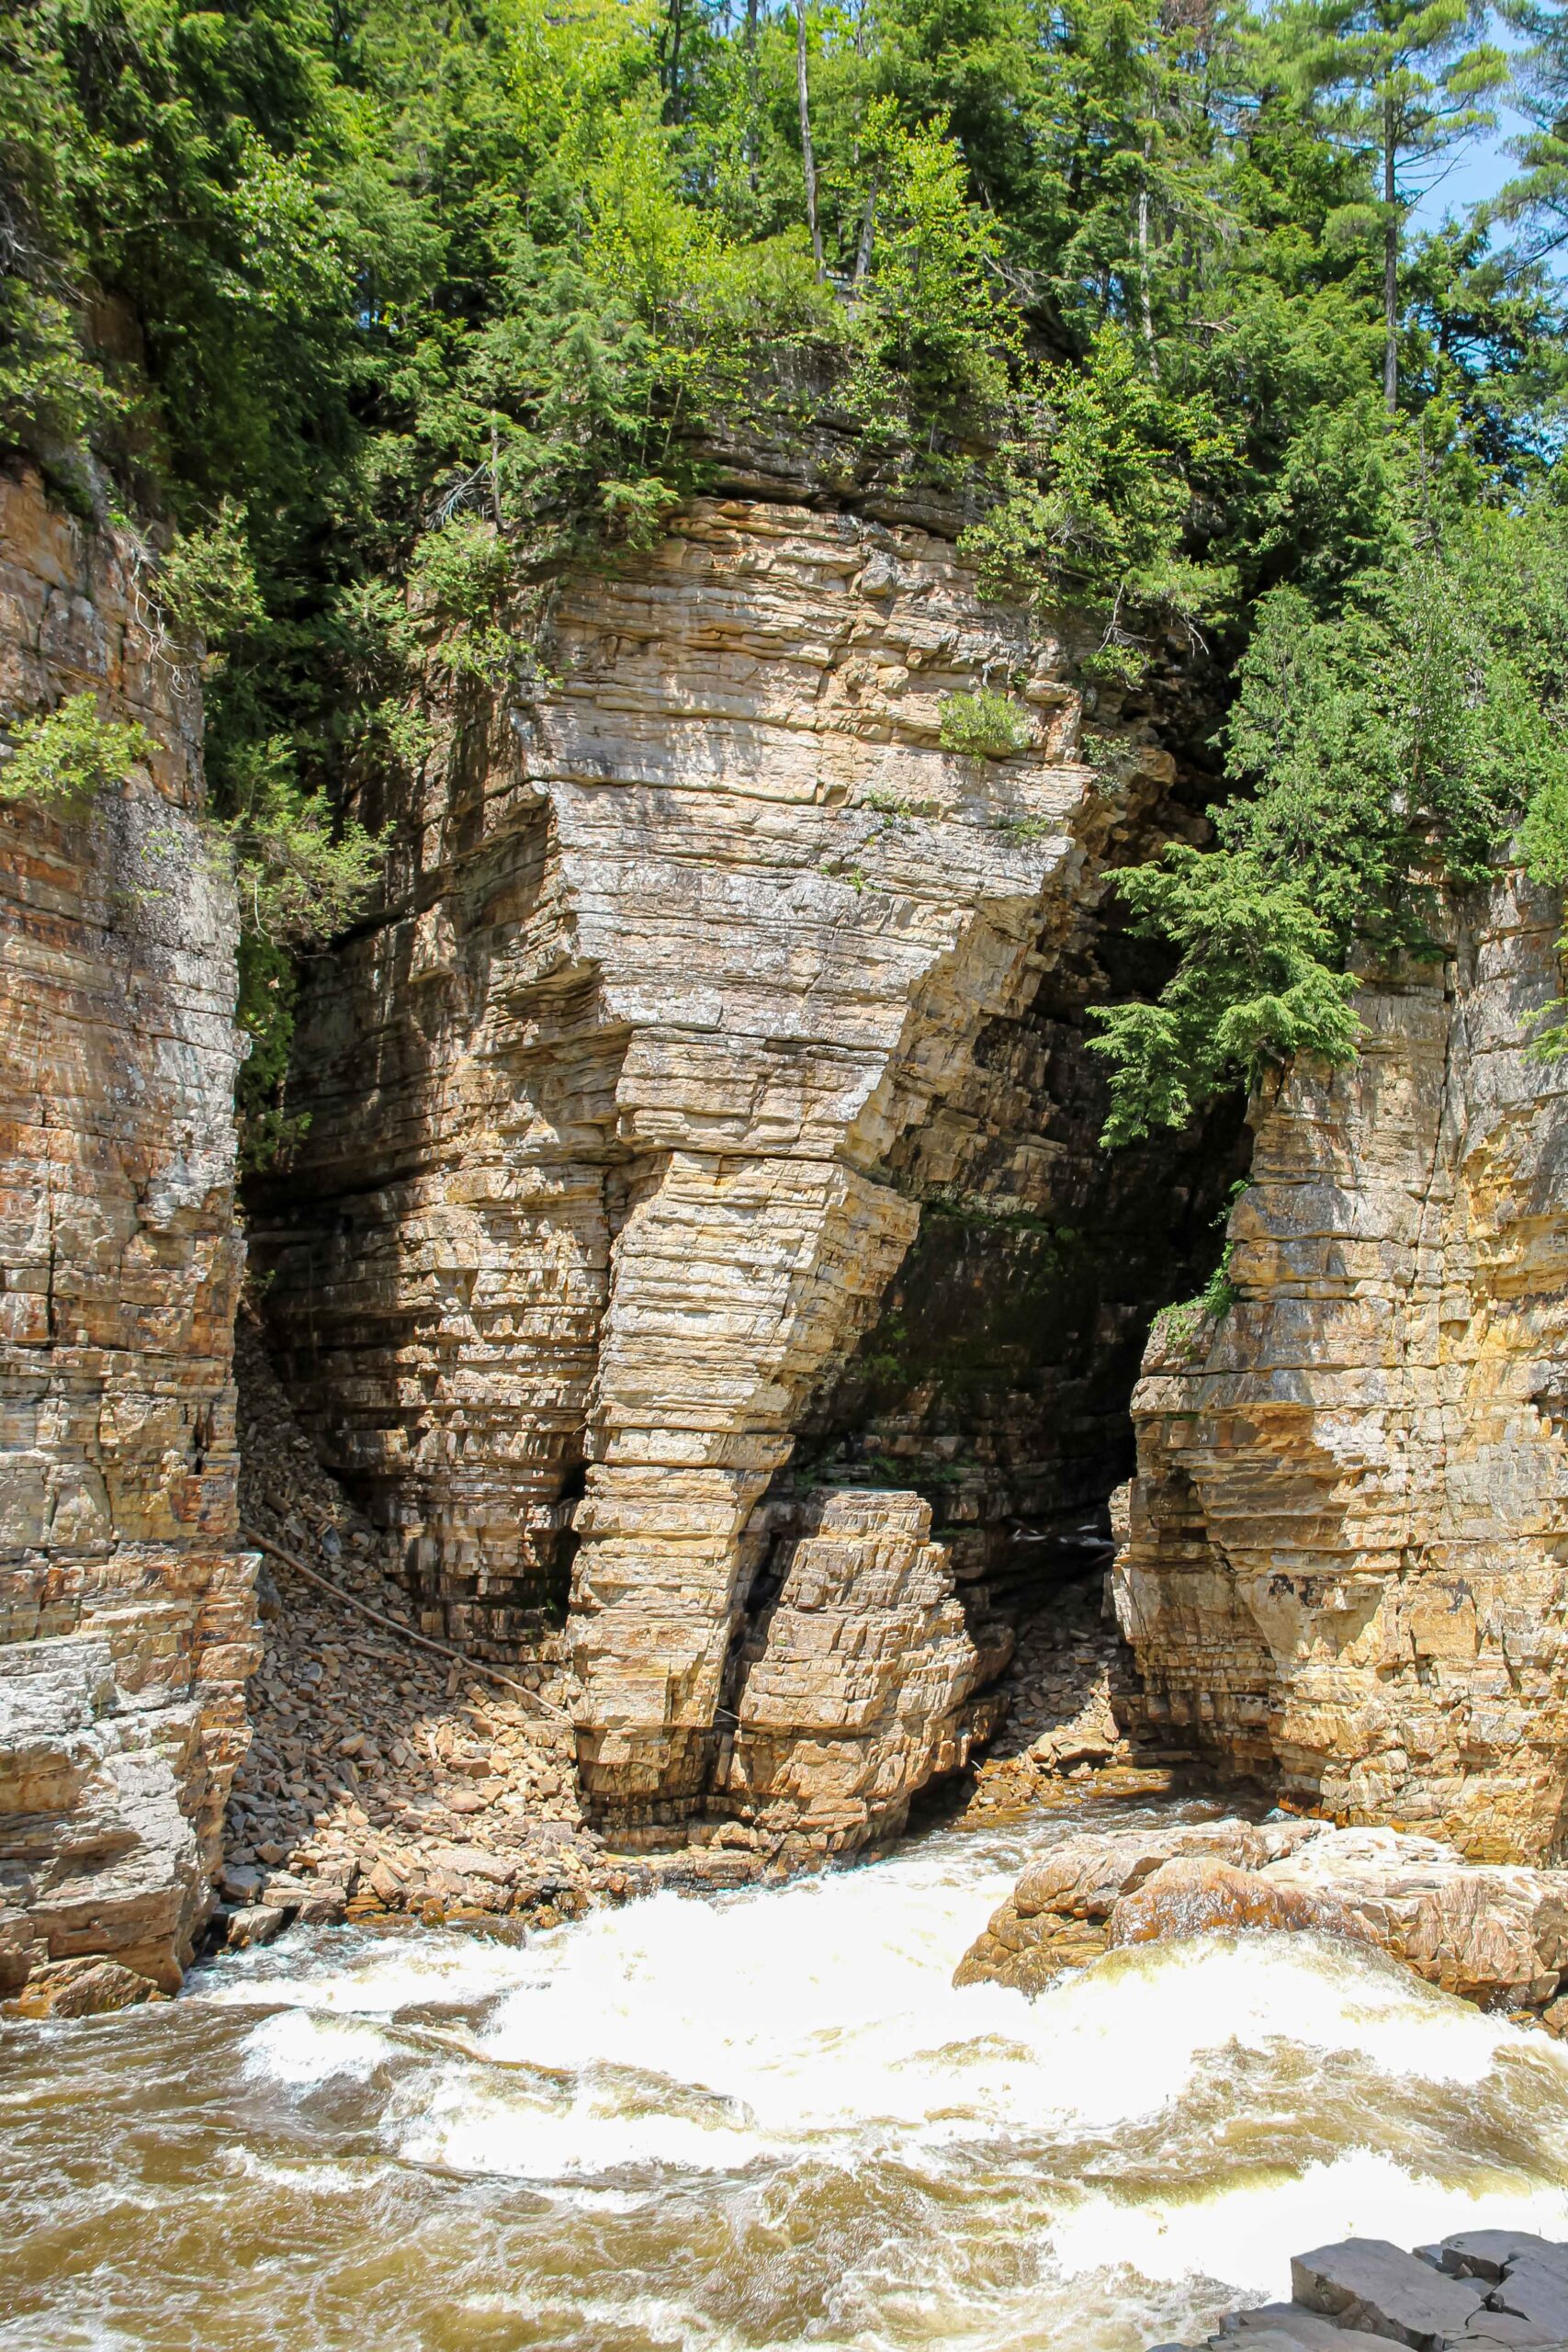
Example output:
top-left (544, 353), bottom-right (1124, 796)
top-left (1406, 14), bottom-right (1535, 234)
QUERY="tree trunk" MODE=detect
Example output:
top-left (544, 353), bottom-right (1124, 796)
top-left (1383, 99), bottom-right (1398, 413)
top-left (745, 0), bottom-right (760, 193)
top-left (1138, 139), bottom-right (1157, 376)
top-left (852, 169), bottom-right (879, 288)
top-left (797, 0), bottom-right (824, 276)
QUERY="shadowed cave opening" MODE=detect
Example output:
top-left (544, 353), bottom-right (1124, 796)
top-left (729, 899), bottom-right (1252, 1731)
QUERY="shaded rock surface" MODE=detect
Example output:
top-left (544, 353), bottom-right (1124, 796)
top-left (956, 1811), bottom-right (1568, 2012)
top-left (1117, 880), bottom-right (1568, 1862)
top-left (0, 466), bottom-right (254, 2011)
top-left (224, 1319), bottom-right (644, 1938)
top-left (1154, 2232), bottom-right (1568, 2351)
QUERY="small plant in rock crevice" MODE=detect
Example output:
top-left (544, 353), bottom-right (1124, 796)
top-left (939, 688), bottom-right (1033, 760)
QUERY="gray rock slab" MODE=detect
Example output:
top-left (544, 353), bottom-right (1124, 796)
top-left (1217, 2307), bottom-right (1411, 2347)
top-left (1465, 2315), bottom-right (1568, 2348)
top-left (1440, 2237), bottom-right (1568, 2288)
top-left (1488, 2262), bottom-right (1568, 2337)
top-left (1292, 2239), bottom-right (1486, 2349)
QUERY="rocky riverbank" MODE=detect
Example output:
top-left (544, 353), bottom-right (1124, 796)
top-left (1154, 2229), bottom-right (1568, 2350)
top-left (202, 1319), bottom-right (1159, 1963)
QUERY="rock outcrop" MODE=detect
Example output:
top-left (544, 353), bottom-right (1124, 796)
top-left (1115, 880), bottom-right (1568, 1862)
top-left (1154, 2229), bottom-right (1568, 2351)
top-left (955, 1812), bottom-right (1568, 2014)
top-left (718, 1486), bottom-right (1010, 1849)
top-left (0, 467), bottom-right (254, 2004)
top-left (252, 491), bottom-right (1234, 1845)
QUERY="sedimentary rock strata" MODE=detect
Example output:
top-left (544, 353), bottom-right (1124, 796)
top-left (1115, 880), bottom-right (1568, 1863)
top-left (0, 467), bottom-right (253, 2006)
top-left (718, 1485), bottom-right (1010, 1849)
top-left (955, 1812), bottom-right (1568, 2014)
top-left (253, 492), bottom-right (1226, 1841)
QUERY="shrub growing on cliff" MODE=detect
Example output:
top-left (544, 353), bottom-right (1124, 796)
top-left (939, 689), bottom-right (1032, 759)
top-left (0, 695), bottom-right (153, 808)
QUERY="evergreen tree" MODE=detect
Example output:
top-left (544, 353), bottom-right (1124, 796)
top-left (1260, 0), bottom-right (1508, 407)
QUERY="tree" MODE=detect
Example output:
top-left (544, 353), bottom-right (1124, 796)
top-left (1263, 0), bottom-right (1508, 408)
top-left (1489, 0), bottom-right (1568, 267)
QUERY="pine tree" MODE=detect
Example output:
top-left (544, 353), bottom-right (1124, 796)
top-left (1263, 0), bottom-right (1508, 407)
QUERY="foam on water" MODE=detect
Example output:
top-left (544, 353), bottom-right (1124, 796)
top-left (13, 1803), bottom-right (1568, 2352)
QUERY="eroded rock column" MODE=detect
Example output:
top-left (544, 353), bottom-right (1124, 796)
top-left (258, 495), bottom-right (1169, 1834)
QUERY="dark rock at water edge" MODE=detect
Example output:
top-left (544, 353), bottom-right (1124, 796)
top-left (1149, 2232), bottom-right (1568, 2350)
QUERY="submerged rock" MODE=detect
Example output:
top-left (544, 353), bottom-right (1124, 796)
top-left (956, 1814), bottom-right (1568, 2015)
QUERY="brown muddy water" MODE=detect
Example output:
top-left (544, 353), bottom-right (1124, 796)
top-left (8, 1798), bottom-right (1568, 2352)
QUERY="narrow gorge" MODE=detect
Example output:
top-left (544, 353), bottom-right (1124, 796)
top-left (8, 444), bottom-right (1568, 1997)
top-left (6, 10), bottom-right (1568, 2313)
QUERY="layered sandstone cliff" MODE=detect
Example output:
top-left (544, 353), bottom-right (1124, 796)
top-left (1115, 876), bottom-right (1568, 1861)
top-left (253, 492), bottom-right (1232, 1845)
top-left (0, 468), bottom-right (254, 2000)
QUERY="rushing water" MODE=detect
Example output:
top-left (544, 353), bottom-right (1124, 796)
top-left (10, 1799), bottom-right (1568, 2352)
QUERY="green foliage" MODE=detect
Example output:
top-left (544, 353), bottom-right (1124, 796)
top-left (1094, 503), bottom-right (1568, 1142)
top-left (960, 327), bottom-right (1238, 635)
top-left (0, 694), bottom-right (153, 807)
top-left (214, 733), bottom-right (389, 1159)
top-left (1151, 1244), bottom-right (1240, 1352)
top-left (155, 503), bottom-right (265, 645)
top-left (220, 737), bottom-right (388, 953)
top-left (939, 687), bottom-right (1032, 758)
top-left (5, 0), bottom-right (1568, 1166)
top-left (1091, 844), bottom-right (1364, 1145)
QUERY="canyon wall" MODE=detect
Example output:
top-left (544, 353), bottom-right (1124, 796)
top-left (1116, 876), bottom-right (1568, 1862)
top-left (252, 492), bottom-right (1231, 1846)
top-left (0, 467), bottom-right (253, 2000)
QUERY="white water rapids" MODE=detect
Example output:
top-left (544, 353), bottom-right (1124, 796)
top-left (8, 1798), bottom-right (1568, 2350)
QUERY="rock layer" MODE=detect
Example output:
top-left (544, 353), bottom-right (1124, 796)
top-left (1115, 880), bottom-right (1568, 1861)
top-left (0, 467), bottom-right (253, 2002)
top-left (253, 493), bottom-right (1223, 1839)
top-left (718, 1485), bottom-right (1010, 1849)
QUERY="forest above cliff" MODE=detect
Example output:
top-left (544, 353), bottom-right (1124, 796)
top-left (5, 0), bottom-right (1568, 1150)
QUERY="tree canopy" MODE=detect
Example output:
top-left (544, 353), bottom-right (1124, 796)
top-left (2, 0), bottom-right (1566, 1154)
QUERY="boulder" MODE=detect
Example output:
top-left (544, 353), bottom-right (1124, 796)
top-left (1108, 1857), bottom-right (1380, 1951)
top-left (2, 1954), bottom-right (161, 2019)
top-left (1426, 2237), bottom-right (1568, 2290)
top-left (956, 1815), bottom-right (1568, 2017)
top-left (1291, 2240), bottom-right (1485, 2349)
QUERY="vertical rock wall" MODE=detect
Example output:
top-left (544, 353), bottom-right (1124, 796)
top-left (1116, 876), bottom-right (1568, 1862)
top-left (254, 493), bottom-right (1213, 1841)
top-left (0, 467), bottom-right (252, 1996)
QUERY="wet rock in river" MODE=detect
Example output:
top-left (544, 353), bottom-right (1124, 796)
top-left (1108, 1856), bottom-right (1380, 1952)
top-left (2, 1953), bottom-right (163, 2019)
top-left (958, 1815), bottom-right (1568, 2017)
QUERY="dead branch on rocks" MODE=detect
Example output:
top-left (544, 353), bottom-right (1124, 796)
top-left (240, 1524), bottom-right (575, 1728)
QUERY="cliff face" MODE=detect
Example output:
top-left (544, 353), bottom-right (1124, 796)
top-left (0, 468), bottom-right (254, 1998)
top-left (253, 493), bottom-right (1230, 1848)
top-left (1116, 875), bottom-right (1568, 1862)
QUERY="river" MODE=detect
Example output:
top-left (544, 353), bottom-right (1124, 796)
top-left (8, 1796), bottom-right (1568, 2352)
